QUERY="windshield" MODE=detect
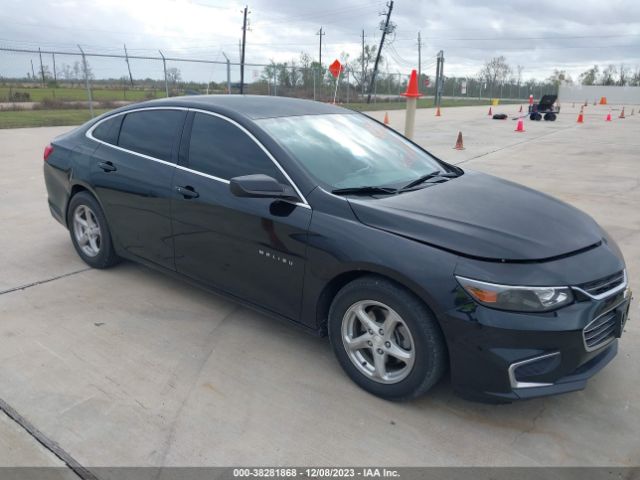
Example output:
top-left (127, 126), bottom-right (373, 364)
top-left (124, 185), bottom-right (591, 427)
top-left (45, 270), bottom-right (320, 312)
top-left (257, 113), bottom-right (447, 190)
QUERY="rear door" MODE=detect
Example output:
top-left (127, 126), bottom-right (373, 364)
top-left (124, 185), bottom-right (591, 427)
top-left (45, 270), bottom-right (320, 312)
top-left (171, 111), bottom-right (312, 320)
top-left (90, 108), bottom-right (186, 269)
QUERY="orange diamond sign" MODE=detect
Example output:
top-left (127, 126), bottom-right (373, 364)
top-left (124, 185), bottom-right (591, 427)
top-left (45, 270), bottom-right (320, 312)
top-left (328, 59), bottom-right (343, 79)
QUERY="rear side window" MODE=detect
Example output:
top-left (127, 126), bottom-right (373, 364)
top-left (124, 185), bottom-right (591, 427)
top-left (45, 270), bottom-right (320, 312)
top-left (118, 110), bottom-right (185, 162)
top-left (187, 112), bottom-right (285, 182)
top-left (92, 115), bottom-right (122, 145)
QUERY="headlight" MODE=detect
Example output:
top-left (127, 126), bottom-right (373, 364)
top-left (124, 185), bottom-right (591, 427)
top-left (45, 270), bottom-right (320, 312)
top-left (455, 276), bottom-right (574, 312)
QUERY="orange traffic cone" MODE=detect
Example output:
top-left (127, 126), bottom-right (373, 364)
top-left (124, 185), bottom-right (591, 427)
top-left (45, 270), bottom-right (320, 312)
top-left (515, 119), bottom-right (525, 132)
top-left (488, 106), bottom-right (492, 116)
top-left (435, 106), bottom-right (441, 117)
top-left (453, 131), bottom-right (465, 150)
top-left (606, 112), bottom-right (612, 122)
top-left (383, 112), bottom-right (390, 125)
top-left (619, 107), bottom-right (625, 119)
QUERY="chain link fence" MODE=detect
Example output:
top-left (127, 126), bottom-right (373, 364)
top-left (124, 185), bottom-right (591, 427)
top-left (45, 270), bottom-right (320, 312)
top-left (0, 46), bottom-right (552, 126)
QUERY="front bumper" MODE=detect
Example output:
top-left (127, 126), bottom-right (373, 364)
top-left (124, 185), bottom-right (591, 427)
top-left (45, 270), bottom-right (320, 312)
top-left (442, 286), bottom-right (631, 403)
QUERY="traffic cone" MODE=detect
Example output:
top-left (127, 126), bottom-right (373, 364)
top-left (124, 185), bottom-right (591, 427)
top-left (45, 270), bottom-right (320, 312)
top-left (577, 110), bottom-right (584, 123)
top-left (519, 105), bottom-right (523, 113)
top-left (619, 107), bottom-right (625, 119)
top-left (435, 106), bottom-right (441, 117)
top-left (515, 119), bottom-right (525, 132)
top-left (453, 131), bottom-right (465, 150)
top-left (488, 106), bottom-right (492, 116)
top-left (606, 112), bottom-right (611, 122)
top-left (383, 112), bottom-right (390, 125)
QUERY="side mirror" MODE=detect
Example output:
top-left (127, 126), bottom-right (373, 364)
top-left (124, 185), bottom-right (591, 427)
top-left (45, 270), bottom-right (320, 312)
top-left (230, 174), bottom-right (298, 200)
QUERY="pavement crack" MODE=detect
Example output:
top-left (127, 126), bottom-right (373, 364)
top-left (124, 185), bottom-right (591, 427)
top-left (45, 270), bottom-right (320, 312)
top-left (0, 268), bottom-right (91, 296)
top-left (0, 396), bottom-right (98, 480)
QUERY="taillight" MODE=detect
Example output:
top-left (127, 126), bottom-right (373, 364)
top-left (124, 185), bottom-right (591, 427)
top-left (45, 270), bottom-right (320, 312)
top-left (43, 144), bottom-right (54, 161)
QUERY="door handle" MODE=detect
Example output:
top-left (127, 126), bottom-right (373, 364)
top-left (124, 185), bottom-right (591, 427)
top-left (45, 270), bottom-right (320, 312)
top-left (175, 185), bottom-right (199, 199)
top-left (98, 161), bottom-right (117, 172)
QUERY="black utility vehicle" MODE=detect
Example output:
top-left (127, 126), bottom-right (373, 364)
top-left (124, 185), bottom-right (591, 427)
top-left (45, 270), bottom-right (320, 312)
top-left (43, 96), bottom-right (630, 402)
top-left (529, 94), bottom-right (560, 121)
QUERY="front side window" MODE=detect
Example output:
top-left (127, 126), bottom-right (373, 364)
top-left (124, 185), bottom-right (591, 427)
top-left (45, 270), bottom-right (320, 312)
top-left (187, 113), bottom-right (286, 183)
top-left (118, 110), bottom-right (185, 162)
top-left (257, 113), bottom-right (446, 189)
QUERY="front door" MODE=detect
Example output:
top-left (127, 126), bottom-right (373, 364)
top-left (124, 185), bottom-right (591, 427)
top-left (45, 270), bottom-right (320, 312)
top-left (171, 111), bottom-right (311, 320)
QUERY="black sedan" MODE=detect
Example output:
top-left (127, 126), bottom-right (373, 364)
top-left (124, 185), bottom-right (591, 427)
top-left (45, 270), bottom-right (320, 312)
top-left (43, 95), bottom-right (631, 402)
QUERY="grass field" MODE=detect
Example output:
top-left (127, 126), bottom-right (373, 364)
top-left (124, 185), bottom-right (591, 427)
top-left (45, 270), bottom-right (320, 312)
top-left (0, 86), bottom-right (165, 102)
top-left (0, 96), bottom-right (522, 128)
top-left (0, 109), bottom-right (111, 129)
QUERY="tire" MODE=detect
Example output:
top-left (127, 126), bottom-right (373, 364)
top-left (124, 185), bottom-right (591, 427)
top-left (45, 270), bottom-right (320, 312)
top-left (67, 191), bottom-right (120, 269)
top-left (328, 276), bottom-right (447, 401)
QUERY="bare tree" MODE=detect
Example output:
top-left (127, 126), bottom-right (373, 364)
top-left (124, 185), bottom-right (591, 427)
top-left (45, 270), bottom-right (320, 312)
top-left (166, 67), bottom-right (181, 87)
top-left (348, 44), bottom-right (379, 93)
top-left (547, 69), bottom-right (573, 88)
top-left (478, 56), bottom-right (512, 97)
top-left (600, 64), bottom-right (617, 85)
top-left (618, 63), bottom-right (629, 86)
top-left (579, 65), bottom-right (599, 85)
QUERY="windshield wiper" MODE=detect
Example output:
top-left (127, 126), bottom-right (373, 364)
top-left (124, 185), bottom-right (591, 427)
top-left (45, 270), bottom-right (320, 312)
top-left (331, 186), bottom-right (398, 195)
top-left (400, 171), bottom-right (459, 191)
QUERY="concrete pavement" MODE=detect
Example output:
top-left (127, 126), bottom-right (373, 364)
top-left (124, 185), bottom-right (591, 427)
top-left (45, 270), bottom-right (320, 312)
top-left (0, 103), bottom-right (638, 468)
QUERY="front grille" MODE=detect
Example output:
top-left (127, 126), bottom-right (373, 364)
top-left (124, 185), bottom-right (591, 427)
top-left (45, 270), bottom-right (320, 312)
top-left (583, 311), bottom-right (617, 351)
top-left (578, 271), bottom-right (625, 297)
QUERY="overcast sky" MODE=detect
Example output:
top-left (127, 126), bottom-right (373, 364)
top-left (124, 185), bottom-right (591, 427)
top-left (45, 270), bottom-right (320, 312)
top-left (1, 0), bottom-right (639, 83)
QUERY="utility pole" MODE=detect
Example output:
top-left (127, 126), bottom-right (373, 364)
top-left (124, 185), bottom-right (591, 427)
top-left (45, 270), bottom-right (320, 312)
top-left (361, 29), bottom-right (366, 96)
top-left (30, 59), bottom-right (36, 82)
top-left (367, 0), bottom-right (394, 104)
top-left (38, 48), bottom-right (45, 86)
top-left (240, 5), bottom-right (249, 94)
top-left (417, 31), bottom-right (423, 94)
top-left (434, 50), bottom-right (444, 106)
top-left (316, 26), bottom-right (325, 101)
top-left (316, 27), bottom-right (325, 68)
top-left (124, 44), bottom-right (134, 87)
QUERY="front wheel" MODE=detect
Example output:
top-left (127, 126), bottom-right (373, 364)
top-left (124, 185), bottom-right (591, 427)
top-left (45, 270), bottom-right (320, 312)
top-left (68, 191), bottom-right (120, 269)
top-left (328, 276), bottom-right (447, 400)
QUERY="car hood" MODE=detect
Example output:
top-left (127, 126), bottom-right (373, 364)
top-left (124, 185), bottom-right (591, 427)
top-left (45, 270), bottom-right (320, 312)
top-left (347, 170), bottom-right (603, 261)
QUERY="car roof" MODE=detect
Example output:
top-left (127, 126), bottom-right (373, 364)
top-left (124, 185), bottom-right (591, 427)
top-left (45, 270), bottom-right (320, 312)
top-left (125, 94), bottom-right (352, 120)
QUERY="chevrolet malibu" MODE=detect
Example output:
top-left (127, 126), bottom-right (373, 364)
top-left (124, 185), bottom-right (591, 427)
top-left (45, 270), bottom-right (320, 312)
top-left (43, 95), bottom-right (631, 402)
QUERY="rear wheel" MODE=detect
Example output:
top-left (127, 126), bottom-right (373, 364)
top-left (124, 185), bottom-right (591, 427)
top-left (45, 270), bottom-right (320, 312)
top-left (68, 192), bottom-right (120, 269)
top-left (328, 276), bottom-right (447, 400)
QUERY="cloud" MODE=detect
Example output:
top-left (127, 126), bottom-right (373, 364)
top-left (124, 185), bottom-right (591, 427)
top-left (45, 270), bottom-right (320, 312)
top-left (1, 0), bottom-right (639, 82)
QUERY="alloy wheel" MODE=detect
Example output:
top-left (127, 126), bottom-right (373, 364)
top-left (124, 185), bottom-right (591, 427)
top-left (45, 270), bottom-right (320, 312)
top-left (73, 205), bottom-right (102, 257)
top-left (341, 300), bottom-right (415, 384)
